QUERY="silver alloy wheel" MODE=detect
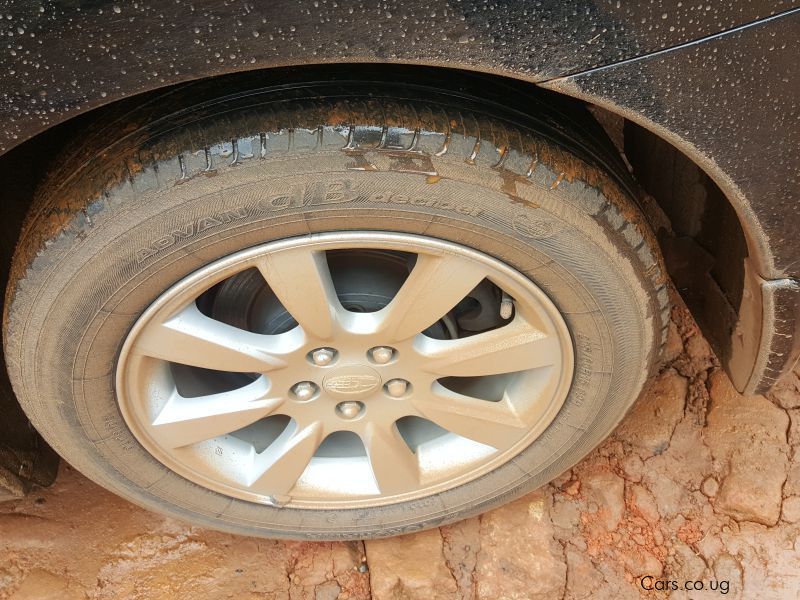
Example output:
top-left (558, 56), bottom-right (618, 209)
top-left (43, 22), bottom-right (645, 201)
top-left (116, 232), bottom-right (574, 508)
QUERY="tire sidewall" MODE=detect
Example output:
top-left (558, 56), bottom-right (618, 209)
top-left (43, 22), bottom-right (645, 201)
top-left (8, 151), bottom-right (655, 539)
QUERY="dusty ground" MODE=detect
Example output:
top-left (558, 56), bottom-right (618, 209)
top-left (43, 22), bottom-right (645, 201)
top-left (1, 296), bottom-right (799, 600)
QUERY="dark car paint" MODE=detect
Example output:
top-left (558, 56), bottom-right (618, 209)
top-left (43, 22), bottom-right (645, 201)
top-left (0, 2), bottom-right (798, 496)
top-left (542, 9), bottom-right (800, 392)
top-left (1, 0), bottom-right (797, 152)
top-left (544, 11), bottom-right (799, 279)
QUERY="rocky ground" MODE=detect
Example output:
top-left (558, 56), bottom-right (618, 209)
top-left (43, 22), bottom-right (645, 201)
top-left (1, 295), bottom-right (799, 600)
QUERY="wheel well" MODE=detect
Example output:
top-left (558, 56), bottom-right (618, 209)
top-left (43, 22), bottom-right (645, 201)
top-left (583, 105), bottom-right (755, 389)
top-left (0, 63), bottom-right (753, 387)
top-left (623, 120), bottom-right (754, 384)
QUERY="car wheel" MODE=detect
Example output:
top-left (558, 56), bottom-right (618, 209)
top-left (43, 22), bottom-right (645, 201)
top-left (4, 80), bottom-right (668, 539)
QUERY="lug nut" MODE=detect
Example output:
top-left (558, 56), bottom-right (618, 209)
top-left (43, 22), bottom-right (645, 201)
top-left (310, 347), bottom-right (335, 366)
top-left (370, 346), bottom-right (395, 365)
top-left (385, 379), bottom-right (409, 398)
top-left (292, 381), bottom-right (318, 401)
top-left (336, 401), bottom-right (364, 420)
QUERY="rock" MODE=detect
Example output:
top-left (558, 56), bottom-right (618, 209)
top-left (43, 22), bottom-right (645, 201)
top-left (701, 477), bottom-right (720, 498)
top-left (564, 546), bottom-right (605, 599)
top-left (629, 485), bottom-right (660, 524)
top-left (784, 462), bottom-right (800, 497)
top-left (669, 540), bottom-right (707, 582)
top-left (561, 479), bottom-right (581, 496)
top-left (716, 455), bottom-right (786, 525)
top-left (705, 371), bottom-right (790, 526)
top-left (314, 580), bottom-right (341, 600)
top-left (713, 553), bottom-right (743, 600)
top-left (476, 491), bottom-right (566, 599)
top-left (551, 497), bottom-right (581, 530)
top-left (619, 548), bottom-right (662, 578)
top-left (580, 469), bottom-right (626, 532)
top-left (781, 496), bottom-right (800, 523)
top-left (621, 454), bottom-right (644, 482)
top-left (652, 528), bottom-right (664, 547)
top-left (615, 369), bottom-right (688, 454)
top-left (365, 529), bottom-right (457, 600)
top-left (767, 369), bottom-right (800, 409)
top-left (641, 472), bottom-right (684, 518)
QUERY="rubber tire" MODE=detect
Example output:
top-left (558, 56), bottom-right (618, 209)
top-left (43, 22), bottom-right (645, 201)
top-left (4, 78), bottom-right (669, 540)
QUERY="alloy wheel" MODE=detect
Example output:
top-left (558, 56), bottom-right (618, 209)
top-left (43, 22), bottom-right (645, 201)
top-left (116, 232), bottom-right (574, 508)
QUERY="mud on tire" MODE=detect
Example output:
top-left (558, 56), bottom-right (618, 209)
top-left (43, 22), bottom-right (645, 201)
top-left (4, 79), bottom-right (668, 539)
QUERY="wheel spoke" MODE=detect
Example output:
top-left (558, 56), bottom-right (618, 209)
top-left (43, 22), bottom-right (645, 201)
top-left (247, 421), bottom-right (324, 496)
top-left (412, 384), bottom-right (528, 448)
top-left (362, 422), bottom-right (420, 495)
top-left (134, 302), bottom-right (295, 372)
top-left (376, 253), bottom-right (487, 341)
top-left (416, 317), bottom-right (560, 377)
top-left (151, 377), bottom-right (283, 448)
top-left (256, 248), bottom-right (340, 340)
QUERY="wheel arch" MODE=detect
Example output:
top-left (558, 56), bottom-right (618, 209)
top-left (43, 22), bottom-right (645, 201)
top-left (0, 62), bottom-right (787, 400)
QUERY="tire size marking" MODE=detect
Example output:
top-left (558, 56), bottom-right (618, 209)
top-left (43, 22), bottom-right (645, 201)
top-left (136, 181), bottom-right (351, 262)
top-left (135, 179), bottom-right (483, 263)
top-left (136, 207), bottom-right (249, 263)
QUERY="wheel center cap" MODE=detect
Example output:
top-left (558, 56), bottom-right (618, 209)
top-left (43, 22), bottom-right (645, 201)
top-left (322, 364), bottom-right (382, 399)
